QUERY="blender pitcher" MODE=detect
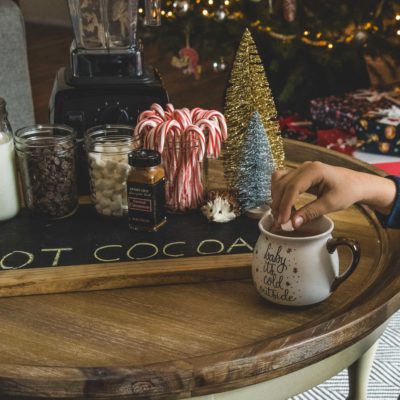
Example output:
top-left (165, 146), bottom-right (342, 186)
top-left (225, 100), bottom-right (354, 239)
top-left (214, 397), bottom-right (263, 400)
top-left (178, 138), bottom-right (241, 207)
top-left (67, 0), bottom-right (161, 77)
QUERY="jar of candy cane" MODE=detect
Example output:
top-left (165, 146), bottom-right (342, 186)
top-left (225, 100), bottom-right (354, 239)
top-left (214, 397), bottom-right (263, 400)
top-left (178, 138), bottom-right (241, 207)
top-left (163, 139), bottom-right (208, 212)
top-left (85, 125), bottom-right (140, 217)
top-left (135, 104), bottom-right (227, 213)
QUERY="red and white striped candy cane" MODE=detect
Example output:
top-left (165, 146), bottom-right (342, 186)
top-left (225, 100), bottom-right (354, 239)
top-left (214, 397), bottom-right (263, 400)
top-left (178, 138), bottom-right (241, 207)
top-left (150, 103), bottom-right (167, 120)
top-left (195, 119), bottom-right (221, 158)
top-left (203, 110), bottom-right (228, 141)
top-left (134, 119), bottom-right (157, 143)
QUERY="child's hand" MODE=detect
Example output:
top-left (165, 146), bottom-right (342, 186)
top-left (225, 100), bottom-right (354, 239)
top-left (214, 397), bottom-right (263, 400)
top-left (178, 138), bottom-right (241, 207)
top-left (272, 161), bottom-right (397, 228)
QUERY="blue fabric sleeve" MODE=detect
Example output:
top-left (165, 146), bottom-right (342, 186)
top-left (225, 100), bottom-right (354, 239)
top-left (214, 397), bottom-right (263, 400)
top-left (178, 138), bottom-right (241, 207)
top-left (375, 176), bottom-right (400, 229)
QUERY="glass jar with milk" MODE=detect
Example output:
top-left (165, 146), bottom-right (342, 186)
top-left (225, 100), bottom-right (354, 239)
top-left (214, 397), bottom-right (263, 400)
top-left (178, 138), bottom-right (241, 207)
top-left (0, 98), bottom-right (19, 221)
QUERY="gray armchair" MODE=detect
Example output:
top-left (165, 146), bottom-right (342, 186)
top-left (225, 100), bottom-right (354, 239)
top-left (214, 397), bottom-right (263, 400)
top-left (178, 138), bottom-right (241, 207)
top-left (0, 0), bottom-right (34, 131)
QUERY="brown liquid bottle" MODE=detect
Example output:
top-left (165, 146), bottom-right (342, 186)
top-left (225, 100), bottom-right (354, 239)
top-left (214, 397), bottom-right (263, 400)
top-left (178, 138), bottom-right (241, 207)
top-left (127, 149), bottom-right (167, 231)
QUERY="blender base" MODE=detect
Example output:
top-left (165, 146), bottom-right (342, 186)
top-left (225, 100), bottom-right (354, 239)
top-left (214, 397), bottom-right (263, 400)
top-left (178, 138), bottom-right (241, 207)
top-left (49, 66), bottom-right (169, 194)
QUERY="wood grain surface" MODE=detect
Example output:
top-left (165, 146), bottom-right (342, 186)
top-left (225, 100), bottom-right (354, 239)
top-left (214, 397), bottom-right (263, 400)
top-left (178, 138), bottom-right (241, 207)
top-left (0, 140), bottom-right (399, 399)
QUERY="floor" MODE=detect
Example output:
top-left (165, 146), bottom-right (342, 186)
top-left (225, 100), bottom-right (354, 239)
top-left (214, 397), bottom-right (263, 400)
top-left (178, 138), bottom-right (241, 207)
top-left (25, 24), bottom-right (229, 124)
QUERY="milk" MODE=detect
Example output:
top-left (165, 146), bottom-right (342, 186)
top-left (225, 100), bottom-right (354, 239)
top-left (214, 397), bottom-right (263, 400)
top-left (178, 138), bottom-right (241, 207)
top-left (0, 135), bottom-right (19, 221)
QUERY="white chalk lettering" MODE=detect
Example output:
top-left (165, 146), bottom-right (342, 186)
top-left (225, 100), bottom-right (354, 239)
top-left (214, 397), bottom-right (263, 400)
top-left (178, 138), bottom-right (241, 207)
top-left (0, 251), bottom-right (34, 270)
top-left (226, 237), bottom-right (253, 253)
top-left (163, 242), bottom-right (185, 258)
top-left (41, 248), bottom-right (73, 266)
top-left (94, 245), bottom-right (123, 262)
top-left (197, 239), bottom-right (224, 255)
top-left (127, 242), bottom-right (158, 260)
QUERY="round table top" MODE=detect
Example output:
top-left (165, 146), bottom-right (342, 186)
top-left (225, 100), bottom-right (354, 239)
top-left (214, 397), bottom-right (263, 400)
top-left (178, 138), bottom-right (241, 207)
top-left (1, 140), bottom-right (400, 399)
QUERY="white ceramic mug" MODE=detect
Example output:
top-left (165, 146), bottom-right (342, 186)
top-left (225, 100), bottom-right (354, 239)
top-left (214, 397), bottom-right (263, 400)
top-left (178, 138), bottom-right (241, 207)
top-left (252, 213), bottom-right (360, 307)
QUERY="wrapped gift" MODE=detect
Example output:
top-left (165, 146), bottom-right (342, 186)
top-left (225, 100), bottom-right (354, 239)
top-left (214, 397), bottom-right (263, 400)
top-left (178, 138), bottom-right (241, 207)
top-left (279, 114), bottom-right (317, 144)
top-left (356, 106), bottom-right (400, 156)
top-left (317, 129), bottom-right (357, 156)
top-left (310, 87), bottom-right (400, 134)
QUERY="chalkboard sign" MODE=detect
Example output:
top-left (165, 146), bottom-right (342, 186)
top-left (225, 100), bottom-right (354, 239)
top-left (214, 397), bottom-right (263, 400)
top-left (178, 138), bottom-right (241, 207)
top-left (0, 205), bottom-right (259, 297)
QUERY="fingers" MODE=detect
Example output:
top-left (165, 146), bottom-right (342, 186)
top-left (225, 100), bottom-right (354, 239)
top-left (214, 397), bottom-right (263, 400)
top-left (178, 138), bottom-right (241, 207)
top-left (292, 193), bottom-right (335, 228)
top-left (272, 162), bottom-right (324, 224)
top-left (271, 169), bottom-right (290, 219)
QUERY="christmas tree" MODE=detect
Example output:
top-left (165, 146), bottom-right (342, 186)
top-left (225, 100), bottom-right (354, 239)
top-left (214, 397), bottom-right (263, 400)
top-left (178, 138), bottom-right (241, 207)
top-left (153, 1), bottom-right (400, 112)
top-left (223, 28), bottom-right (284, 189)
top-left (236, 111), bottom-right (274, 211)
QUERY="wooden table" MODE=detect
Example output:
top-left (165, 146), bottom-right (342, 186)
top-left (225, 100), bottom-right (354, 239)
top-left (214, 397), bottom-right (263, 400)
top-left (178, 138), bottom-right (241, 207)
top-left (1, 140), bottom-right (400, 400)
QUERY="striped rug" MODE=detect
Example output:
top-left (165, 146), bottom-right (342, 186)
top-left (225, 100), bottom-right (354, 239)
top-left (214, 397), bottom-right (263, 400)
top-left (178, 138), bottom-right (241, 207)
top-left (291, 310), bottom-right (400, 400)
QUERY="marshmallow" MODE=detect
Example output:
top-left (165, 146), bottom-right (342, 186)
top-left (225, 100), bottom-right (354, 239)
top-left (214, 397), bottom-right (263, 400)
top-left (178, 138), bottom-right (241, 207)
top-left (88, 143), bottom-right (132, 217)
top-left (281, 220), bottom-right (295, 231)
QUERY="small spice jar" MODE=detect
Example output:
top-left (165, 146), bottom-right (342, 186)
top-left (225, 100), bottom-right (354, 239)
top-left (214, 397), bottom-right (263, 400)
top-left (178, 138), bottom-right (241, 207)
top-left (85, 125), bottom-right (140, 217)
top-left (127, 149), bottom-right (166, 231)
top-left (14, 124), bottom-right (78, 219)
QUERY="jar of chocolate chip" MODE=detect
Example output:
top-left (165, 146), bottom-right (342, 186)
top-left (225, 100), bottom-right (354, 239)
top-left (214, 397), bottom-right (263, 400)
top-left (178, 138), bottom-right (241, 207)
top-left (14, 124), bottom-right (78, 219)
top-left (85, 125), bottom-right (140, 217)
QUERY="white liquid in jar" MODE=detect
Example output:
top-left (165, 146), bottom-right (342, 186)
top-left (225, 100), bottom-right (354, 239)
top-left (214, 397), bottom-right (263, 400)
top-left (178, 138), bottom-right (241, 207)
top-left (0, 135), bottom-right (19, 221)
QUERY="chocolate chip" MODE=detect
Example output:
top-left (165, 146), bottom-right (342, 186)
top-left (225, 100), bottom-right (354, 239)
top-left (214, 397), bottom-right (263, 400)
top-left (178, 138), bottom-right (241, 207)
top-left (17, 142), bottom-right (78, 218)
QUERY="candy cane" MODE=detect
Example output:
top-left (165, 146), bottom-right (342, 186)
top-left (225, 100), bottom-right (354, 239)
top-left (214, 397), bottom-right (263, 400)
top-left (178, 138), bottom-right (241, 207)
top-left (203, 110), bottom-right (228, 141)
top-left (135, 104), bottom-right (228, 210)
top-left (195, 119), bottom-right (220, 158)
top-left (150, 103), bottom-right (167, 120)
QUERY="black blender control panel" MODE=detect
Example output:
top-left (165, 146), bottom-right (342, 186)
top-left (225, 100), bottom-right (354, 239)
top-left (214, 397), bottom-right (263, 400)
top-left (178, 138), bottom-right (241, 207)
top-left (96, 102), bottom-right (131, 125)
top-left (56, 93), bottom-right (162, 138)
top-left (50, 67), bottom-right (169, 139)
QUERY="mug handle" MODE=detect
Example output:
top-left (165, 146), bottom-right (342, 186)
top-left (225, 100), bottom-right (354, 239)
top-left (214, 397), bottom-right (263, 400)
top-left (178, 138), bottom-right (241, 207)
top-left (326, 237), bottom-right (361, 292)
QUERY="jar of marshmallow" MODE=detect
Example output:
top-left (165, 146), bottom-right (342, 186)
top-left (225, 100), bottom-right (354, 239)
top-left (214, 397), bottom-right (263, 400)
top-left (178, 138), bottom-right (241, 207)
top-left (85, 125), bottom-right (140, 217)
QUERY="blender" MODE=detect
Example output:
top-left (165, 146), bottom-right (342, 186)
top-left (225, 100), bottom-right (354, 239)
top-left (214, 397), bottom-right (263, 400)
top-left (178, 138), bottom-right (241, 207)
top-left (49, 0), bottom-right (168, 193)
top-left (50, 0), bottom-right (168, 133)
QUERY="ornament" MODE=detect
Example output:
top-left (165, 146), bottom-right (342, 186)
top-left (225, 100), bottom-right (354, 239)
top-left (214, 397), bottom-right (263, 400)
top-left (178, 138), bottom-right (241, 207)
top-left (212, 57), bottom-right (228, 73)
top-left (385, 125), bottom-right (396, 140)
top-left (171, 47), bottom-right (202, 79)
top-left (283, 0), bottom-right (296, 22)
top-left (354, 30), bottom-right (368, 45)
top-left (214, 6), bottom-right (227, 21)
top-left (172, 0), bottom-right (190, 16)
top-left (379, 142), bottom-right (390, 153)
top-left (223, 29), bottom-right (285, 190)
top-left (201, 191), bottom-right (240, 223)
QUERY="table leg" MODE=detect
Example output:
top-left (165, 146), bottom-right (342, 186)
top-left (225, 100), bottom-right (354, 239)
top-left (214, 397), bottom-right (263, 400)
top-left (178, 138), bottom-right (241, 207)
top-left (347, 340), bottom-right (378, 400)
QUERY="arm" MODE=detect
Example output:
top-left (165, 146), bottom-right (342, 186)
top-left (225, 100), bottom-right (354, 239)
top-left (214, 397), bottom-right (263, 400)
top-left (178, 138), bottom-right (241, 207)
top-left (272, 161), bottom-right (398, 229)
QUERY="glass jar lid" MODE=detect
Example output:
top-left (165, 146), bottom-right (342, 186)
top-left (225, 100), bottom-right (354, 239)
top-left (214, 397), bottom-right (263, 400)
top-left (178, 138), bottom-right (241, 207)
top-left (14, 124), bottom-right (76, 149)
top-left (129, 149), bottom-right (161, 167)
top-left (84, 124), bottom-right (138, 154)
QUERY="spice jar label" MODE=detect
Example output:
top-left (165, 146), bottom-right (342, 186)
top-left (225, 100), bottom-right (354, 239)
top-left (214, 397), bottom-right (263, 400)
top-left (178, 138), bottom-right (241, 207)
top-left (127, 179), bottom-right (166, 230)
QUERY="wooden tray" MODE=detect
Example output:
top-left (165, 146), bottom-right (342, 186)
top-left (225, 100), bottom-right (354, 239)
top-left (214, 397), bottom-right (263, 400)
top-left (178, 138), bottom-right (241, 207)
top-left (0, 140), bottom-right (399, 399)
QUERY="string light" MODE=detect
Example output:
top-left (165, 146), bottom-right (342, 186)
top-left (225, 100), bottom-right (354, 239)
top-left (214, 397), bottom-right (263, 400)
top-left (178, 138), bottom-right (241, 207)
top-left (161, 1), bottom-right (397, 50)
top-left (138, 7), bottom-right (143, 13)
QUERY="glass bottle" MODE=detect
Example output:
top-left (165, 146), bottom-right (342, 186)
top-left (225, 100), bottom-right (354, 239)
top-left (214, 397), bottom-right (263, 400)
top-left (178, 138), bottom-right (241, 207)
top-left (127, 149), bottom-right (166, 231)
top-left (0, 98), bottom-right (20, 221)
